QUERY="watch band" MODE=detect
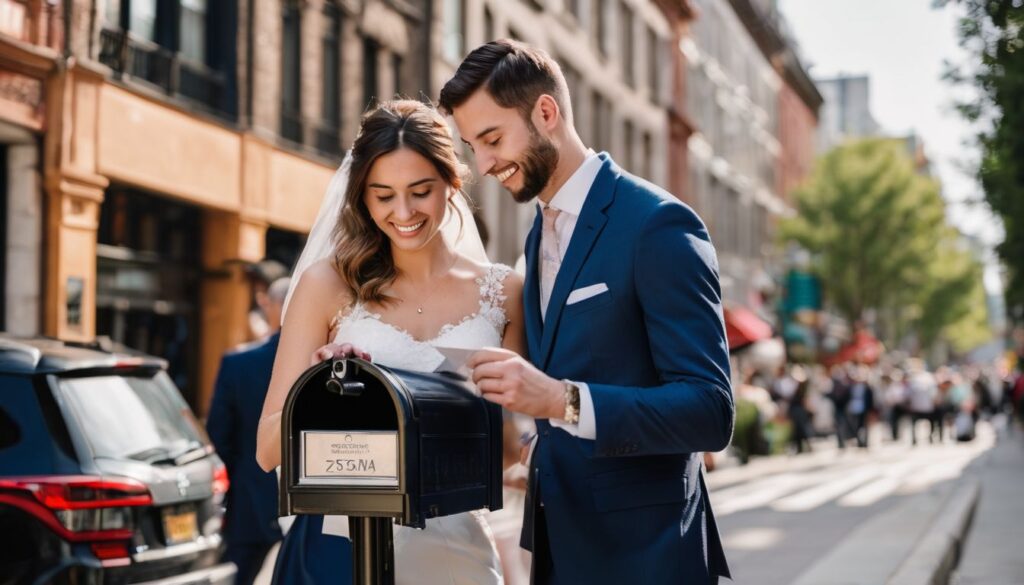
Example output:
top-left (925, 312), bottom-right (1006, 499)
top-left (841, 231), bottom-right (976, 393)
top-left (562, 380), bottom-right (580, 424)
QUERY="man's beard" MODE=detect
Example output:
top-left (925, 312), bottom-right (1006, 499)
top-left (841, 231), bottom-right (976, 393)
top-left (509, 131), bottom-right (559, 203)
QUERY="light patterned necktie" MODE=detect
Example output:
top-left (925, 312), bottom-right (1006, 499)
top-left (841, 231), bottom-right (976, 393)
top-left (540, 206), bottom-right (562, 320)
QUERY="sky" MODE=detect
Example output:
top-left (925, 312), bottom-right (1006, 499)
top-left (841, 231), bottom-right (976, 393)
top-left (777, 0), bottom-right (1004, 277)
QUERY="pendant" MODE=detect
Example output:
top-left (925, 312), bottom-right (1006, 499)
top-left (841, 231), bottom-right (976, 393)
top-left (417, 307), bottom-right (423, 314)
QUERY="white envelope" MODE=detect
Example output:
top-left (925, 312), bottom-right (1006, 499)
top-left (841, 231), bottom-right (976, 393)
top-left (566, 282), bottom-right (609, 305)
top-left (434, 346), bottom-right (476, 375)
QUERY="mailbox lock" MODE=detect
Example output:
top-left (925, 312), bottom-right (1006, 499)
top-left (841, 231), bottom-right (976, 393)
top-left (325, 359), bottom-right (366, 396)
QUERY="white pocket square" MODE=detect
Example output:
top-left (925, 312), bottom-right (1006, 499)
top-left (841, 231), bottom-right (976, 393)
top-left (566, 283), bottom-right (609, 305)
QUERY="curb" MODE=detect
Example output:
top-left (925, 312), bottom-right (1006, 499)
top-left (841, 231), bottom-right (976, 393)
top-left (887, 479), bottom-right (981, 585)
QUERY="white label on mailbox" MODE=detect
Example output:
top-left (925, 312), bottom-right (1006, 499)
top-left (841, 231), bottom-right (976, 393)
top-left (301, 431), bottom-right (399, 486)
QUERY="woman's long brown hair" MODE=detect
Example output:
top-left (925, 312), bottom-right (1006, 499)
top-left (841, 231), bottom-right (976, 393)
top-left (332, 100), bottom-right (469, 306)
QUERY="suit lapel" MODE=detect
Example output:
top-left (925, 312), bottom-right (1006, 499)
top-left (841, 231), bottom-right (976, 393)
top-left (538, 155), bottom-right (618, 370)
top-left (523, 207), bottom-right (544, 363)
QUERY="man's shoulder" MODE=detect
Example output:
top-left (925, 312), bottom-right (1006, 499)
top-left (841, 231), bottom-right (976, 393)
top-left (608, 170), bottom-right (705, 238)
top-left (612, 168), bottom-right (700, 221)
top-left (222, 334), bottom-right (278, 365)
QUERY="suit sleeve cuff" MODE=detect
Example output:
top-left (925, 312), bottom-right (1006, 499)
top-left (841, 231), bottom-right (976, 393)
top-left (548, 382), bottom-right (596, 440)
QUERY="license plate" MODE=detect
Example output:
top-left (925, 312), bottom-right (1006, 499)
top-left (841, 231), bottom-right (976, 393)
top-left (300, 430), bottom-right (399, 487)
top-left (162, 508), bottom-right (198, 545)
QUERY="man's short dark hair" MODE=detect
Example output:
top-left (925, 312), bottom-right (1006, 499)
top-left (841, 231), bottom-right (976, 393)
top-left (438, 39), bottom-right (572, 125)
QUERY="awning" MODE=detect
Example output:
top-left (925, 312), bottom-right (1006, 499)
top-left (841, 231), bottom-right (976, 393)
top-left (724, 305), bottom-right (773, 352)
top-left (825, 330), bottom-right (884, 365)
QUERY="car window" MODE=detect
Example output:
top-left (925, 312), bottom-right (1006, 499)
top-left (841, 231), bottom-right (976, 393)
top-left (0, 405), bottom-right (20, 450)
top-left (0, 374), bottom-right (62, 473)
top-left (57, 371), bottom-right (207, 462)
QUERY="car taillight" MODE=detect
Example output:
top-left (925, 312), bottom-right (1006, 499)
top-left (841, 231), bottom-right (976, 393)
top-left (0, 476), bottom-right (152, 566)
top-left (212, 463), bottom-right (229, 498)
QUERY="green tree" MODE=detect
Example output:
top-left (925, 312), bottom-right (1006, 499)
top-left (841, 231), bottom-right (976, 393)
top-left (914, 228), bottom-right (990, 352)
top-left (939, 0), bottom-right (1024, 321)
top-left (781, 138), bottom-right (989, 353)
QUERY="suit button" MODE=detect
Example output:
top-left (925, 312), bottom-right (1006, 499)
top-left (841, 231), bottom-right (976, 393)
top-left (543, 430), bottom-right (550, 437)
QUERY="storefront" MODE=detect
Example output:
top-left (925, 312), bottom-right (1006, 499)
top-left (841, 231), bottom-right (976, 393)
top-left (96, 187), bottom-right (204, 403)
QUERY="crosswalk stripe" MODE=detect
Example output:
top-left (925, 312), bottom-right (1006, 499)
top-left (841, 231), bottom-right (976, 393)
top-left (771, 467), bottom-right (881, 512)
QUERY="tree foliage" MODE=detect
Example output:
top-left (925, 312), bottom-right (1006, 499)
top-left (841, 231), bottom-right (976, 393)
top-left (781, 138), bottom-right (989, 353)
top-left (939, 0), bottom-right (1024, 321)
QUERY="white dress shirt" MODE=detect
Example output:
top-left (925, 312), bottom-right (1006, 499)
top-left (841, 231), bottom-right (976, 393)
top-left (540, 150), bottom-right (601, 440)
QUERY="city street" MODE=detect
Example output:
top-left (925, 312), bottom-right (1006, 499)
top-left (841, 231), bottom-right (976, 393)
top-left (709, 423), bottom-right (997, 585)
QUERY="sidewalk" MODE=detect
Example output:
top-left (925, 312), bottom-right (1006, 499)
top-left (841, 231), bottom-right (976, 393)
top-left (952, 425), bottom-right (1024, 585)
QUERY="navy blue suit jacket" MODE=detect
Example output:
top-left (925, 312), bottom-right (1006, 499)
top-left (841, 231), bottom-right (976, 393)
top-left (207, 333), bottom-right (284, 547)
top-left (522, 154), bottom-right (734, 583)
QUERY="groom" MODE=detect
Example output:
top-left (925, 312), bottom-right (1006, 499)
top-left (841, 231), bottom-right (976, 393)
top-left (444, 40), bottom-right (734, 584)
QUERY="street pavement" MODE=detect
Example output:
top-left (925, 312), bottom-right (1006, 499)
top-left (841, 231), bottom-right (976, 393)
top-left (952, 423), bottom-right (1024, 585)
top-left (709, 422), bottom-right (996, 585)
top-left (253, 421), bottom-right (1007, 585)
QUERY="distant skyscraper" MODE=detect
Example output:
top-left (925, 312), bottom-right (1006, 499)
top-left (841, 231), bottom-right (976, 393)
top-left (815, 75), bottom-right (880, 151)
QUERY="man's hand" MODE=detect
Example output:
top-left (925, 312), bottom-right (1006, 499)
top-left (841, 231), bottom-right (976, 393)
top-left (310, 342), bottom-right (371, 366)
top-left (468, 347), bottom-right (565, 419)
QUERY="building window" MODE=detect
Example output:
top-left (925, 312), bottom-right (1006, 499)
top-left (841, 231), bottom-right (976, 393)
top-left (642, 131), bottom-right (653, 181)
top-left (129, 0), bottom-right (157, 41)
top-left (179, 0), bottom-right (206, 63)
top-left (647, 27), bottom-right (660, 102)
top-left (318, 3), bottom-right (343, 156)
top-left (484, 5), bottom-right (494, 42)
top-left (363, 36), bottom-right (380, 110)
top-left (591, 91), bottom-right (611, 152)
top-left (104, 0), bottom-right (123, 27)
top-left (98, 0), bottom-right (233, 119)
top-left (594, 0), bottom-right (610, 56)
top-left (281, 0), bottom-right (303, 143)
top-left (620, 2), bottom-right (633, 86)
top-left (566, 0), bottom-right (581, 21)
top-left (561, 59), bottom-right (580, 126)
top-left (442, 0), bottom-right (465, 62)
top-left (392, 52), bottom-right (404, 98)
top-left (623, 119), bottom-right (633, 171)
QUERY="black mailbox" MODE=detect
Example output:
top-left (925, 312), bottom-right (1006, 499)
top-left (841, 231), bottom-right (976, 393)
top-left (280, 357), bottom-right (503, 529)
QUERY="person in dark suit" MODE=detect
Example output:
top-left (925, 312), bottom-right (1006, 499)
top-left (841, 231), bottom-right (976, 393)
top-left (207, 277), bottom-right (290, 585)
top-left (443, 40), bottom-right (734, 585)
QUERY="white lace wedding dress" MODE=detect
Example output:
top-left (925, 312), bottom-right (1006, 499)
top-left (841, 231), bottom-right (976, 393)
top-left (327, 263), bottom-right (512, 585)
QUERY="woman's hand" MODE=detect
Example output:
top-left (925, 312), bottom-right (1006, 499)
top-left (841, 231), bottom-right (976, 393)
top-left (310, 342), bottom-right (372, 365)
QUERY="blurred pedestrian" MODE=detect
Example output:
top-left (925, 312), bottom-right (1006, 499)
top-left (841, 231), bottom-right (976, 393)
top-left (882, 369), bottom-right (908, 441)
top-left (827, 364), bottom-right (852, 449)
top-left (846, 365), bottom-right (875, 449)
top-left (206, 277), bottom-right (290, 584)
top-left (246, 259), bottom-right (289, 340)
top-left (787, 366), bottom-right (815, 454)
top-left (907, 362), bottom-right (939, 446)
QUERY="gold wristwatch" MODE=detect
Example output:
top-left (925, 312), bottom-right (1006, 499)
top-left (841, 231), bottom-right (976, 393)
top-left (562, 380), bottom-right (581, 424)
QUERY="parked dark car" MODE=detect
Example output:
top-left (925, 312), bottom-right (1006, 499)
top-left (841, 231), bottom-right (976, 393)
top-left (0, 335), bottom-right (235, 585)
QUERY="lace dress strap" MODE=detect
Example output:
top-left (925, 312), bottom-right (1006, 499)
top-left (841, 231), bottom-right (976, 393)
top-left (476, 264), bottom-right (513, 331)
top-left (330, 301), bottom-right (372, 333)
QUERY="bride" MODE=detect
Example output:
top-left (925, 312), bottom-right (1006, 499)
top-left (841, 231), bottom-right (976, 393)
top-left (255, 99), bottom-right (524, 585)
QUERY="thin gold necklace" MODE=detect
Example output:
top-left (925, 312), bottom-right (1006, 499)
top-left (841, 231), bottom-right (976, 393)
top-left (405, 254), bottom-right (458, 315)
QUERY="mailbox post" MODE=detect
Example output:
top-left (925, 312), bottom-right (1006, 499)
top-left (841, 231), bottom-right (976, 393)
top-left (280, 358), bottom-right (503, 585)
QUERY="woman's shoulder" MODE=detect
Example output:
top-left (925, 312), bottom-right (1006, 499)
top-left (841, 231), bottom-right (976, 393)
top-left (295, 258), bottom-right (352, 306)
